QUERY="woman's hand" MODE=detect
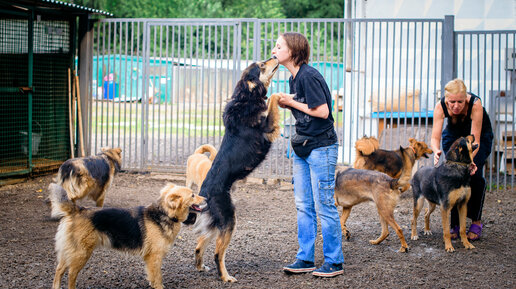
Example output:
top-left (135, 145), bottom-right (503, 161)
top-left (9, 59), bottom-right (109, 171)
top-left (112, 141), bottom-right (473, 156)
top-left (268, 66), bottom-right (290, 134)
top-left (278, 93), bottom-right (294, 108)
top-left (469, 162), bottom-right (477, 175)
top-left (434, 149), bottom-right (442, 166)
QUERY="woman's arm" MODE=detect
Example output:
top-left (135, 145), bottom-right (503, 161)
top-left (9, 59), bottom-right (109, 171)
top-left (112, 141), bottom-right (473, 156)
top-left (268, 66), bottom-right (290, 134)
top-left (431, 102), bottom-right (445, 165)
top-left (278, 93), bottom-right (329, 119)
top-left (470, 99), bottom-right (483, 158)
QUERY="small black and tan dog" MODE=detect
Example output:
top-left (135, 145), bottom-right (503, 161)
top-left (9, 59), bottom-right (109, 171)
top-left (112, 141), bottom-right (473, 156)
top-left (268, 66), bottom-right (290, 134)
top-left (50, 147), bottom-right (122, 218)
top-left (410, 135), bottom-right (477, 252)
top-left (185, 57), bottom-right (280, 282)
top-left (49, 182), bottom-right (205, 289)
top-left (353, 136), bottom-right (433, 178)
top-left (334, 146), bottom-right (416, 253)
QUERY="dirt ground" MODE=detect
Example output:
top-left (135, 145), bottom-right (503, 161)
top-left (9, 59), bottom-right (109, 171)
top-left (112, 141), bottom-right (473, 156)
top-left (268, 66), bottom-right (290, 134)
top-left (0, 172), bottom-right (514, 289)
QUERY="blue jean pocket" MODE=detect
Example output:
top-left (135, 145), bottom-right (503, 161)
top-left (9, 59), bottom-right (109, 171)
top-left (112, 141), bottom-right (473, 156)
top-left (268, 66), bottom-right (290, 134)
top-left (318, 180), bottom-right (336, 205)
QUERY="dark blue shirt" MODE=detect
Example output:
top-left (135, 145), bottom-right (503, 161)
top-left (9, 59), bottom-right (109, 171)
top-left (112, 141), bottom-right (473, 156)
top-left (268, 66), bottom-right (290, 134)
top-left (289, 63), bottom-right (335, 137)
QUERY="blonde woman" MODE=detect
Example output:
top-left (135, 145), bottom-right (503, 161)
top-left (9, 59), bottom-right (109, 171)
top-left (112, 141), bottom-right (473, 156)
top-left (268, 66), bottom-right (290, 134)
top-left (431, 78), bottom-right (494, 241)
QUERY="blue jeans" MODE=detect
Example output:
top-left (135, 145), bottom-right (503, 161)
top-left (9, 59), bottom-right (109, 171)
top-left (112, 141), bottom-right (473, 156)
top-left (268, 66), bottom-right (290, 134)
top-left (293, 143), bottom-right (344, 265)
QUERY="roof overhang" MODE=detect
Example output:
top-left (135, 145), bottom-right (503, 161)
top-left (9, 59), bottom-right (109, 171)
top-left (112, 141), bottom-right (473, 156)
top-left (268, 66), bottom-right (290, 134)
top-left (0, 0), bottom-right (113, 17)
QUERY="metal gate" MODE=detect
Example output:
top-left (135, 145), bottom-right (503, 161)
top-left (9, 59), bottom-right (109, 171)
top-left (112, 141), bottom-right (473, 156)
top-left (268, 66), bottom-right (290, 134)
top-left (89, 18), bottom-right (445, 178)
top-left (90, 19), bottom-right (244, 173)
top-left (88, 17), bottom-right (515, 183)
top-left (455, 30), bottom-right (516, 187)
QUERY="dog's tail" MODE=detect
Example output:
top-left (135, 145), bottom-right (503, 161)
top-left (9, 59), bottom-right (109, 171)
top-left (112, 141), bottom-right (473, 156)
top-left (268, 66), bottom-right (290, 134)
top-left (354, 136), bottom-right (379, 156)
top-left (48, 183), bottom-right (77, 219)
top-left (389, 146), bottom-right (416, 193)
top-left (194, 144), bottom-right (218, 161)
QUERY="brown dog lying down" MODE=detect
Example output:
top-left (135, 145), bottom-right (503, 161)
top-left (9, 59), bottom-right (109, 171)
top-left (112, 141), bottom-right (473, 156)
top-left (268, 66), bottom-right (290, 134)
top-left (353, 136), bottom-right (433, 178)
top-left (50, 182), bottom-right (205, 289)
top-left (335, 145), bottom-right (416, 252)
top-left (186, 144), bottom-right (218, 190)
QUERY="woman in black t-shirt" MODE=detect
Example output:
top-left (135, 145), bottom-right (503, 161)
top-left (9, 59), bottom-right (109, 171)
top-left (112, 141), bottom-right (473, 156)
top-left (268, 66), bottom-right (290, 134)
top-left (273, 32), bottom-right (344, 278)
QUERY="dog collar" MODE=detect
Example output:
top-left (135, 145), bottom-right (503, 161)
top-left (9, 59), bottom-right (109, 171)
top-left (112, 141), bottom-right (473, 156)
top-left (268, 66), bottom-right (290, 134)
top-left (408, 146), bottom-right (416, 155)
top-left (446, 160), bottom-right (470, 167)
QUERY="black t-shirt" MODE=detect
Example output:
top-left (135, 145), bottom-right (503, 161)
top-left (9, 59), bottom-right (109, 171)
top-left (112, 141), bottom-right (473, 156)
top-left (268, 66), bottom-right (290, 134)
top-left (289, 63), bottom-right (335, 136)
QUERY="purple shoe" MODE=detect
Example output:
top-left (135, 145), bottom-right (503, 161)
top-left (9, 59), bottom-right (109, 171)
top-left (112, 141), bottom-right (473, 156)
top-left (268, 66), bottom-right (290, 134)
top-left (450, 226), bottom-right (459, 240)
top-left (467, 223), bottom-right (483, 241)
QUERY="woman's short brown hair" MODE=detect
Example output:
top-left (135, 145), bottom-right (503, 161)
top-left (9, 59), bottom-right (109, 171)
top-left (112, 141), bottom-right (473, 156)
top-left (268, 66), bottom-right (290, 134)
top-left (281, 32), bottom-right (310, 66)
top-left (444, 78), bottom-right (467, 98)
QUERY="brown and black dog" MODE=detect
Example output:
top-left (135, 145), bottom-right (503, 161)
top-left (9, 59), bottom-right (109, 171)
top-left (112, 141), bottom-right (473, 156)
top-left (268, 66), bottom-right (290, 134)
top-left (50, 147), bottom-right (122, 218)
top-left (186, 144), bottom-right (218, 190)
top-left (410, 135), bottom-right (477, 252)
top-left (184, 57), bottom-right (280, 282)
top-left (335, 146), bottom-right (416, 252)
top-left (353, 136), bottom-right (433, 178)
top-left (49, 182), bottom-right (205, 289)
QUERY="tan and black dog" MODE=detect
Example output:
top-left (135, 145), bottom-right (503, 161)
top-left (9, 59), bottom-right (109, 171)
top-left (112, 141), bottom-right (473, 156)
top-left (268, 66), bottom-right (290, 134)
top-left (186, 144), bottom-right (218, 190)
top-left (335, 146), bottom-right (416, 252)
top-left (184, 57), bottom-right (280, 282)
top-left (50, 147), bottom-right (122, 218)
top-left (410, 135), bottom-right (477, 252)
top-left (49, 182), bottom-right (205, 289)
top-left (353, 136), bottom-right (433, 178)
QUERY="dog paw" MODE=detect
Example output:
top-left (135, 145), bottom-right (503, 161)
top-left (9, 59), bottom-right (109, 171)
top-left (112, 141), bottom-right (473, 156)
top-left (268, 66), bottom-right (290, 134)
top-left (222, 275), bottom-right (237, 282)
top-left (411, 235), bottom-right (419, 240)
top-left (344, 230), bottom-right (351, 240)
top-left (463, 242), bottom-right (475, 250)
top-left (423, 230), bottom-right (432, 236)
top-left (445, 246), bottom-right (455, 253)
top-left (398, 246), bottom-right (409, 253)
top-left (197, 264), bottom-right (210, 272)
top-left (369, 239), bottom-right (381, 245)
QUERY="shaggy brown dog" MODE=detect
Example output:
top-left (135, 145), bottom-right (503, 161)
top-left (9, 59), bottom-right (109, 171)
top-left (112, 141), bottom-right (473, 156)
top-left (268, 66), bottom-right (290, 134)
top-left (50, 182), bottom-right (205, 289)
top-left (353, 136), bottom-right (433, 178)
top-left (335, 146), bottom-right (416, 252)
top-left (186, 144), bottom-right (218, 190)
top-left (185, 57), bottom-right (280, 282)
top-left (411, 135), bottom-right (477, 252)
top-left (51, 147), bottom-right (122, 218)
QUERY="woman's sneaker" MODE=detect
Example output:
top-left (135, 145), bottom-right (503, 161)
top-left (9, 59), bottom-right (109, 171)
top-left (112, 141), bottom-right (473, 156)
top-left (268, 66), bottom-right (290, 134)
top-left (283, 259), bottom-right (316, 273)
top-left (312, 262), bottom-right (343, 277)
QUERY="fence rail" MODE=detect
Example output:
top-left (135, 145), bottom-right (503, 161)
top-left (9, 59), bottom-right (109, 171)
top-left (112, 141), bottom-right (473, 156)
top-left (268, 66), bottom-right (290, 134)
top-left (86, 17), bottom-right (515, 187)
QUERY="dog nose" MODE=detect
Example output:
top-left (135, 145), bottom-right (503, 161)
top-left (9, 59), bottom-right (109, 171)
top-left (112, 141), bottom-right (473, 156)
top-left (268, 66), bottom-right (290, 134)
top-left (272, 55), bottom-right (277, 59)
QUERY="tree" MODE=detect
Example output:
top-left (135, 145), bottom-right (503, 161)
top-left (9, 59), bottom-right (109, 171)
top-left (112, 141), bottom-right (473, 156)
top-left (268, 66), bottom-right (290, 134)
top-left (280, 0), bottom-right (344, 18)
top-left (66, 0), bottom-right (343, 18)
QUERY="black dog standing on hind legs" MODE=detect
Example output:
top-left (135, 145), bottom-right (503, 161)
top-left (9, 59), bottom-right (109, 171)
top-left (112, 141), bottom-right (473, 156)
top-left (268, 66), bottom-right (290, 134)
top-left (183, 56), bottom-right (281, 282)
top-left (410, 135), bottom-right (477, 252)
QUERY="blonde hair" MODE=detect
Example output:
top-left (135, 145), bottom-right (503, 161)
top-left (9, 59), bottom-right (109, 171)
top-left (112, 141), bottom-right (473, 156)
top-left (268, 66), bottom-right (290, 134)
top-left (444, 78), bottom-right (467, 98)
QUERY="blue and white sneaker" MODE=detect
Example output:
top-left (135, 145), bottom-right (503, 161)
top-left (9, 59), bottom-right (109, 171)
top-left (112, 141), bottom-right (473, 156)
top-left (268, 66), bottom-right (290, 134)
top-left (312, 262), bottom-right (343, 277)
top-left (283, 259), bottom-right (316, 273)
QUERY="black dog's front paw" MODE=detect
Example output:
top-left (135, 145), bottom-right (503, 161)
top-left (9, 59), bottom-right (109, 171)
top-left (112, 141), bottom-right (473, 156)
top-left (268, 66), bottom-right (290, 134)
top-left (183, 212), bottom-right (197, 225)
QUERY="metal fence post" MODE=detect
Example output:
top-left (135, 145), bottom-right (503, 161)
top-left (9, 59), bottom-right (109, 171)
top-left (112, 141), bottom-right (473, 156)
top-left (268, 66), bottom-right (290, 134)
top-left (441, 15), bottom-right (455, 94)
top-left (253, 20), bottom-right (261, 61)
top-left (140, 20), bottom-right (149, 171)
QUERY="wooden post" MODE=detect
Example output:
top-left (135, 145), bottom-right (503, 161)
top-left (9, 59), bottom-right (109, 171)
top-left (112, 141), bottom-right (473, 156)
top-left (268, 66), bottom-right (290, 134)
top-left (68, 68), bottom-right (74, 159)
top-left (75, 74), bottom-right (85, 157)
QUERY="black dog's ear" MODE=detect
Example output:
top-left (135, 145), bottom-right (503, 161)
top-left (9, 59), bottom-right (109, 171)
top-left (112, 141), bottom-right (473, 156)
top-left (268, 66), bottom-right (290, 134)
top-left (244, 64), bottom-right (260, 81)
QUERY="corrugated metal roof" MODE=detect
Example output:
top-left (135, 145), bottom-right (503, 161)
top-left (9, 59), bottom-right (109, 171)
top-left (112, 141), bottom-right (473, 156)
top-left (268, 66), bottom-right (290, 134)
top-left (2, 0), bottom-right (113, 16)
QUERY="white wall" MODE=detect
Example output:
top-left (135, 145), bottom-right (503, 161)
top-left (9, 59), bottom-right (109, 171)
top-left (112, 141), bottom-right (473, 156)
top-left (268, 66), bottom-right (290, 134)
top-left (357, 0), bottom-right (516, 31)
